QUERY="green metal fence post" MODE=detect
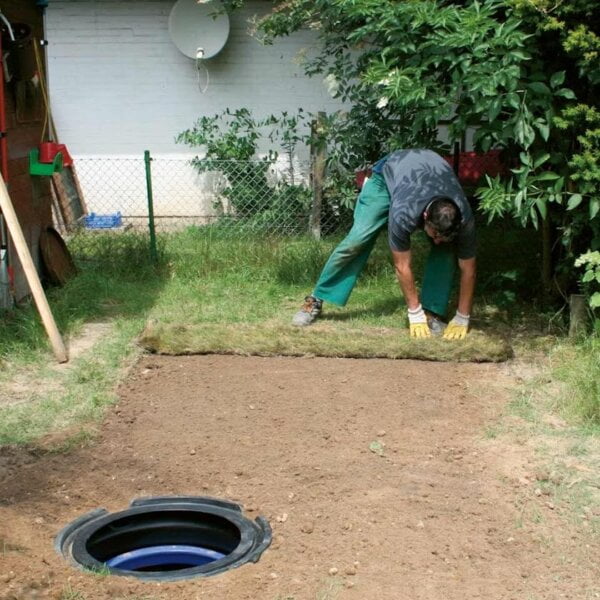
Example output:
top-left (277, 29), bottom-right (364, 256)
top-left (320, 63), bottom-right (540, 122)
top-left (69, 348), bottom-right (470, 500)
top-left (144, 150), bottom-right (158, 264)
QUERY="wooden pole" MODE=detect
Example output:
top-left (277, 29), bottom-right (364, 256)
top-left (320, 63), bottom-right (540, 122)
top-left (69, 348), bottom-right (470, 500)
top-left (309, 112), bottom-right (326, 240)
top-left (0, 174), bottom-right (68, 363)
top-left (568, 294), bottom-right (588, 338)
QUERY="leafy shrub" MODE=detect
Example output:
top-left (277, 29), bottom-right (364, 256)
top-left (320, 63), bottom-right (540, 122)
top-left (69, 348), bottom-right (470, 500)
top-left (575, 250), bottom-right (600, 313)
top-left (177, 108), bottom-right (362, 235)
top-left (177, 108), bottom-right (278, 220)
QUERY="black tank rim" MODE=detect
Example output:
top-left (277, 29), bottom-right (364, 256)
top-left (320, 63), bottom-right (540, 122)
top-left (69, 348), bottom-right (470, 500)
top-left (55, 496), bottom-right (271, 581)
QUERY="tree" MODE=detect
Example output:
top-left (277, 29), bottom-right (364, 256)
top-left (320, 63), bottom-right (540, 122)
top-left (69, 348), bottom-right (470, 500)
top-left (223, 0), bottom-right (599, 299)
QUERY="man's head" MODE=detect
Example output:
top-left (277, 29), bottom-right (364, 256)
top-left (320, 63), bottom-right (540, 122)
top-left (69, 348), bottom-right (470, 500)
top-left (423, 196), bottom-right (461, 244)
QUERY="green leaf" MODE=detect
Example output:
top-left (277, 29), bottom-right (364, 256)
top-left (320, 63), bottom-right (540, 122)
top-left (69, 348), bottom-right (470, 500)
top-left (488, 97), bottom-right (502, 122)
top-left (591, 198), bottom-right (600, 220)
top-left (590, 292), bottom-right (600, 309)
top-left (523, 123), bottom-right (535, 149)
top-left (535, 171), bottom-right (560, 182)
top-left (556, 88), bottom-right (576, 99)
top-left (553, 177), bottom-right (564, 192)
top-left (507, 93), bottom-right (520, 109)
top-left (515, 189), bottom-right (524, 211)
top-left (530, 205), bottom-right (539, 228)
top-left (515, 120), bottom-right (525, 146)
top-left (567, 194), bottom-right (583, 211)
top-left (510, 50), bottom-right (531, 61)
top-left (582, 270), bottom-right (595, 283)
top-left (550, 71), bottom-right (565, 89)
top-left (533, 153), bottom-right (550, 169)
top-left (535, 198), bottom-right (547, 219)
top-left (527, 81), bottom-right (551, 95)
top-left (536, 121), bottom-right (550, 141)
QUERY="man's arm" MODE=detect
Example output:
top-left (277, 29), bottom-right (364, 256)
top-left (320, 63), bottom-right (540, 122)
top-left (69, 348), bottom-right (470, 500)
top-left (389, 202), bottom-right (431, 337)
top-left (443, 256), bottom-right (476, 340)
top-left (391, 249), bottom-right (420, 309)
top-left (392, 249), bottom-right (431, 338)
top-left (457, 256), bottom-right (476, 316)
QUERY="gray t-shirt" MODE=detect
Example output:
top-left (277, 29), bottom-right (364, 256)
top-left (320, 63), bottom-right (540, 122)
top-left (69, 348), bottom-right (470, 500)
top-left (381, 149), bottom-right (476, 259)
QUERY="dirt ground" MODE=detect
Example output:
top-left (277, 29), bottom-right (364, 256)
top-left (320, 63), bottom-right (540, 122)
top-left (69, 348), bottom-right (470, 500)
top-left (0, 355), bottom-right (598, 600)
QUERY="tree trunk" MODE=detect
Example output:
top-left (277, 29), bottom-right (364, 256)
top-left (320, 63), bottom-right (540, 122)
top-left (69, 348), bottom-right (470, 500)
top-left (541, 215), bottom-right (552, 306)
top-left (568, 294), bottom-right (588, 337)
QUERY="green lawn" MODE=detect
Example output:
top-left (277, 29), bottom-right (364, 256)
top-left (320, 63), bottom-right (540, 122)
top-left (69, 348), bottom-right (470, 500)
top-left (0, 222), bottom-right (597, 445)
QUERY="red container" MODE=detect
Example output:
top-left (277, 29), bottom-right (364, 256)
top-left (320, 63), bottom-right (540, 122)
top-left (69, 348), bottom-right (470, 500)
top-left (39, 142), bottom-right (73, 167)
top-left (443, 150), bottom-right (506, 185)
top-left (354, 168), bottom-right (372, 190)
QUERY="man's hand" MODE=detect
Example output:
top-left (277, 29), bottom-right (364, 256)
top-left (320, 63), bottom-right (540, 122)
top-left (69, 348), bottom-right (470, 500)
top-left (443, 312), bottom-right (470, 340)
top-left (410, 322), bottom-right (431, 338)
top-left (408, 305), bottom-right (431, 339)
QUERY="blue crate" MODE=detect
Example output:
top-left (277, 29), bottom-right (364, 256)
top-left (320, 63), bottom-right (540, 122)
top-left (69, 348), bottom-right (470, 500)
top-left (84, 212), bottom-right (123, 229)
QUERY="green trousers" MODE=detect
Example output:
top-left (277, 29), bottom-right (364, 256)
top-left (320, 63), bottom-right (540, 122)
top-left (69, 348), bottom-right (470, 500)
top-left (313, 173), bottom-right (457, 318)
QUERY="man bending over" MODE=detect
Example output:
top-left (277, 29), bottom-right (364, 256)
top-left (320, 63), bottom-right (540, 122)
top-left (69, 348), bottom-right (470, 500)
top-left (292, 149), bottom-right (476, 339)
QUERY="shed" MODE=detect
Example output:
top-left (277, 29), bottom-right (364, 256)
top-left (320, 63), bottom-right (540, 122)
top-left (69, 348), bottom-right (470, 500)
top-left (1, 0), bottom-right (53, 303)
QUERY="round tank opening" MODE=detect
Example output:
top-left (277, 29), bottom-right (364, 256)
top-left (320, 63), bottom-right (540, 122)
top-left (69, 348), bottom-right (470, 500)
top-left (86, 509), bottom-right (239, 573)
top-left (56, 497), bottom-right (271, 581)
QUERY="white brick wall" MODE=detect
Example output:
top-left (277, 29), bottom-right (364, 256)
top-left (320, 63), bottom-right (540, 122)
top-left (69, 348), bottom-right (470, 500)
top-left (46, 0), bottom-right (343, 157)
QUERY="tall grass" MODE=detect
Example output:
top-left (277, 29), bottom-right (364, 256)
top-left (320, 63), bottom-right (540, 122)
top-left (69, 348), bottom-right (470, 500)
top-left (0, 242), bottom-right (163, 445)
top-left (0, 258), bottom-right (162, 365)
top-left (152, 227), bottom-right (400, 328)
top-left (164, 227), bottom-right (339, 284)
top-left (551, 337), bottom-right (600, 427)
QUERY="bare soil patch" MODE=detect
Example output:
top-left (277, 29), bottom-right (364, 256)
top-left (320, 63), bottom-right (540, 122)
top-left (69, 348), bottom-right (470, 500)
top-left (0, 355), bottom-right (598, 600)
top-left (65, 322), bottom-right (114, 362)
top-left (0, 322), bottom-right (114, 409)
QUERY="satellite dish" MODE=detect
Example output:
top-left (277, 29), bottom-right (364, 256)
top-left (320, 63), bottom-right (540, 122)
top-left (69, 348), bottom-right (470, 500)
top-left (168, 0), bottom-right (230, 60)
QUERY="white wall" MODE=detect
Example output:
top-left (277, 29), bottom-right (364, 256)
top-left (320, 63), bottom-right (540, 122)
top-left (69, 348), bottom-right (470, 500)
top-left (45, 0), bottom-right (344, 225)
top-left (46, 0), bottom-right (343, 157)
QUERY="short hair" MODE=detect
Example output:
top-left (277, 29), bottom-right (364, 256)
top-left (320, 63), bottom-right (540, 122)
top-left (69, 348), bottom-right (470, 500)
top-left (425, 196), bottom-right (461, 239)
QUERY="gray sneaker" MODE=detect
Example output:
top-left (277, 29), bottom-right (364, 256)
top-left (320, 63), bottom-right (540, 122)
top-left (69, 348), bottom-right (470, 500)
top-left (426, 313), bottom-right (447, 336)
top-left (292, 295), bottom-right (323, 327)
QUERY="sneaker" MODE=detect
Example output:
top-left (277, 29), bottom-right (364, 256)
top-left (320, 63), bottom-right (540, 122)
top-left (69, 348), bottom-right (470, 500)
top-left (426, 312), bottom-right (447, 336)
top-left (292, 295), bottom-right (323, 327)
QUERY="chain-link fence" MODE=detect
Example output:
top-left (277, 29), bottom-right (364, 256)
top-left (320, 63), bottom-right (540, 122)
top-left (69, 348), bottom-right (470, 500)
top-left (53, 152), bottom-right (354, 263)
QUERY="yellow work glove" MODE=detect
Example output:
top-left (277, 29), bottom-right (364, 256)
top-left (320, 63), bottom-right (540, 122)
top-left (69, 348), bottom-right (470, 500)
top-left (443, 312), bottom-right (470, 340)
top-left (407, 305), bottom-right (431, 339)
